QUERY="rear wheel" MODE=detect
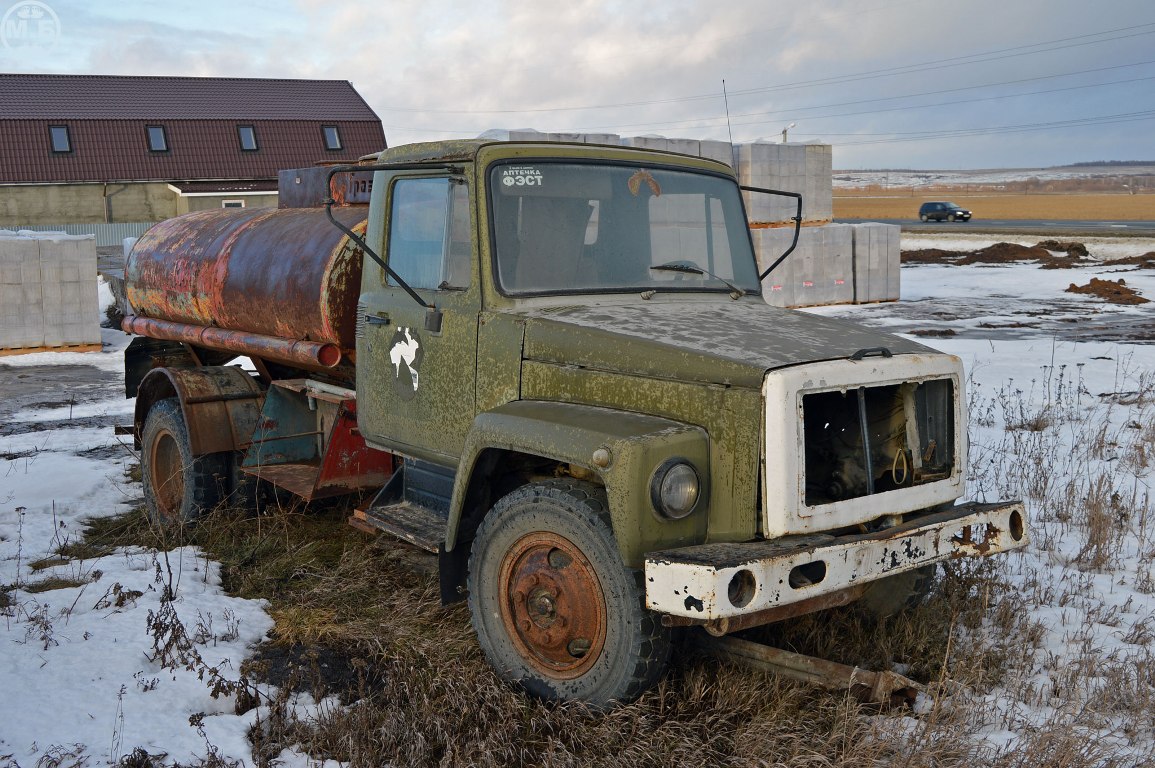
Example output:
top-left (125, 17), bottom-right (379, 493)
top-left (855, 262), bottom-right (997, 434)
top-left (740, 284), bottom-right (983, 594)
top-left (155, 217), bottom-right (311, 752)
top-left (919, 214), bottom-right (928, 222)
top-left (141, 398), bottom-right (227, 526)
top-left (468, 479), bottom-right (670, 706)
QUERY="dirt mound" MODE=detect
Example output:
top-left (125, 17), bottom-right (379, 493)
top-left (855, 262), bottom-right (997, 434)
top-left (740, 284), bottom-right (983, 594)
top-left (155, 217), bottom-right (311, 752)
top-left (955, 242), bottom-right (1053, 265)
top-left (1107, 251), bottom-right (1155, 269)
top-left (901, 241), bottom-right (1089, 269)
top-left (1065, 277), bottom-right (1149, 305)
top-left (901, 248), bottom-right (961, 264)
top-left (1036, 240), bottom-right (1090, 258)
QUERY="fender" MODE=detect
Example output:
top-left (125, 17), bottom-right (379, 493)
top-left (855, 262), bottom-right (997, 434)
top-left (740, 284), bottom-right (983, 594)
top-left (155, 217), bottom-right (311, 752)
top-left (447, 400), bottom-right (711, 568)
top-left (133, 366), bottom-right (264, 456)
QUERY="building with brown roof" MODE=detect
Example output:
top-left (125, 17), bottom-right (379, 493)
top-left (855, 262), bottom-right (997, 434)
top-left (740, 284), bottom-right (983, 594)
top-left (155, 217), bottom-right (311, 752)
top-left (0, 74), bottom-right (386, 227)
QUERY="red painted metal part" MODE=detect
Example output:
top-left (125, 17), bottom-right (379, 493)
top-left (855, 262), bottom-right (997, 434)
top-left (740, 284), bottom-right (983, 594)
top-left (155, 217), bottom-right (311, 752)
top-left (125, 206), bottom-right (368, 350)
top-left (315, 399), bottom-right (394, 496)
top-left (122, 314), bottom-right (342, 369)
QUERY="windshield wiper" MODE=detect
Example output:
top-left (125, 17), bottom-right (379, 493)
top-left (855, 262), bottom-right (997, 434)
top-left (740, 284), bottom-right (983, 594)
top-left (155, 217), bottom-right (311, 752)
top-left (649, 261), bottom-right (745, 300)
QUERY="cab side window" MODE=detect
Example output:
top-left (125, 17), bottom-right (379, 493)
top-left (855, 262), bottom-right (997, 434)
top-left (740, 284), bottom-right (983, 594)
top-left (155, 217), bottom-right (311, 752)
top-left (387, 178), bottom-right (471, 290)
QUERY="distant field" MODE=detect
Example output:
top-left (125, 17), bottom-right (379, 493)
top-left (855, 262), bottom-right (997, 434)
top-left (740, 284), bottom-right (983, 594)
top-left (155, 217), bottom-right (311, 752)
top-left (833, 193), bottom-right (1154, 221)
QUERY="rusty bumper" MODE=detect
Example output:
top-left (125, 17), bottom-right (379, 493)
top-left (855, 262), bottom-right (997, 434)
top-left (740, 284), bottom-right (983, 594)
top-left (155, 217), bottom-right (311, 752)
top-left (644, 500), bottom-right (1027, 620)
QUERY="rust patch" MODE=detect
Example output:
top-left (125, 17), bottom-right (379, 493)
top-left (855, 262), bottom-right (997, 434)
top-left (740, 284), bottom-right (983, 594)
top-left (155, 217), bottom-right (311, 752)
top-left (498, 531), bottom-right (608, 680)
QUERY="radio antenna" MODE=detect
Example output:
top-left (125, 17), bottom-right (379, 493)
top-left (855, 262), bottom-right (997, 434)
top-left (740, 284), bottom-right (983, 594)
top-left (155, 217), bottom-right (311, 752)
top-left (722, 79), bottom-right (735, 145)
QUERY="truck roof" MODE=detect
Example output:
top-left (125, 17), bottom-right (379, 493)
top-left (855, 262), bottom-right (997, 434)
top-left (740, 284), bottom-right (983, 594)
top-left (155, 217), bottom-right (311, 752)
top-left (360, 139), bottom-right (735, 174)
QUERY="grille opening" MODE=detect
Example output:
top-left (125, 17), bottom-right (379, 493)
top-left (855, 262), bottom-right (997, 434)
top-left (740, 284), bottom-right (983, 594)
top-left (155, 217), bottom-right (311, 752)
top-left (802, 379), bottom-right (954, 506)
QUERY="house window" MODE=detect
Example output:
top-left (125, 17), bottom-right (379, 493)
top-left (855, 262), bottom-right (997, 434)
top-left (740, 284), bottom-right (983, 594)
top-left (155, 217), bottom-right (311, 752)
top-left (49, 125), bottom-right (71, 153)
top-left (222, 199), bottom-right (245, 209)
top-left (146, 125), bottom-right (169, 152)
top-left (237, 125), bottom-right (258, 151)
top-left (322, 125), bottom-right (342, 151)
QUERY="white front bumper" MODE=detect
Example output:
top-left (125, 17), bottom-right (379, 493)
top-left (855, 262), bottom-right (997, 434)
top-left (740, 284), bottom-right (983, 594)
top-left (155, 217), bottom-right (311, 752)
top-left (644, 501), bottom-right (1027, 620)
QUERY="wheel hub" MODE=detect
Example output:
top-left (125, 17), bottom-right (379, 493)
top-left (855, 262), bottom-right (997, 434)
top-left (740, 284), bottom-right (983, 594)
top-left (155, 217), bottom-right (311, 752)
top-left (149, 429), bottom-right (184, 522)
top-left (498, 532), bottom-right (607, 680)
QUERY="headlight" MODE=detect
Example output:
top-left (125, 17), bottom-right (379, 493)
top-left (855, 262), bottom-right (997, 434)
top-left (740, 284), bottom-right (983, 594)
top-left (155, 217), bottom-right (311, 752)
top-left (650, 459), bottom-right (701, 519)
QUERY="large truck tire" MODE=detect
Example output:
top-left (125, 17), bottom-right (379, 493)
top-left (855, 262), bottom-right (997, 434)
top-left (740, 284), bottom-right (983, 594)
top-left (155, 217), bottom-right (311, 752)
top-left (467, 479), bottom-right (670, 707)
top-left (141, 398), bottom-right (228, 525)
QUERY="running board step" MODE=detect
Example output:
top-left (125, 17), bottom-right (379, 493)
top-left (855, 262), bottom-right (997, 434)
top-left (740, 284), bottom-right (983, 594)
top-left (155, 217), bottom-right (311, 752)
top-left (350, 501), bottom-right (446, 553)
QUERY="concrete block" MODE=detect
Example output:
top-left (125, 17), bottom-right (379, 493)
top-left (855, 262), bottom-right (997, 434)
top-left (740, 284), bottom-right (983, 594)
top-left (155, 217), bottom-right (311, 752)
top-left (851, 222), bottom-right (901, 303)
top-left (62, 321), bottom-right (99, 346)
top-left (0, 284), bottom-right (23, 319)
top-left (733, 142), bottom-right (834, 224)
top-left (41, 317), bottom-right (64, 346)
top-left (754, 224), bottom-right (854, 308)
top-left (753, 227), bottom-right (795, 308)
top-left (622, 136), bottom-right (670, 152)
top-left (666, 138), bottom-right (699, 157)
top-left (40, 280), bottom-right (62, 315)
top-left (0, 257), bottom-right (21, 285)
top-left (545, 132), bottom-right (582, 143)
top-left (20, 247), bottom-right (42, 285)
top-left (698, 140), bottom-right (733, 167)
top-left (506, 129), bottom-right (549, 142)
top-left (581, 133), bottom-right (620, 145)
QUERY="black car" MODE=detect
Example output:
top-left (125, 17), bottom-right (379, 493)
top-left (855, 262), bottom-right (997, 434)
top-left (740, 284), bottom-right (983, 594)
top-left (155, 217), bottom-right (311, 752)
top-left (919, 201), bottom-right (972, 222)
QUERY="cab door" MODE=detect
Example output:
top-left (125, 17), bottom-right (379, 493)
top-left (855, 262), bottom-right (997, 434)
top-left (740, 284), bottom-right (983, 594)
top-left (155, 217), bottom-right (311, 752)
top-left (357, 174), bottom-right (479, 463)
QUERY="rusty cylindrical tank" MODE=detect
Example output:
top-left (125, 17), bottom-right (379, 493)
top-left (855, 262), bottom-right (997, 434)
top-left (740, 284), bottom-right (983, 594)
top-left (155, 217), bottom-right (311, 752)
top-left (125, 207), bottom-right (369, 355)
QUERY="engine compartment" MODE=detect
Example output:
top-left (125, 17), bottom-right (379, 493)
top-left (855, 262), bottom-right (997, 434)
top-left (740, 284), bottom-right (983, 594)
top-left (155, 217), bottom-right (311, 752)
top-left (802, 379), bottom-right (955, 507)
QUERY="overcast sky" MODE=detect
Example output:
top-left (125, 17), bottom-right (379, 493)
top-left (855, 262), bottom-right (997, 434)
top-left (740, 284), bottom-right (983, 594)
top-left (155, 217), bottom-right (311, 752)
top-left (2, 0), bottom-right (1153, 169)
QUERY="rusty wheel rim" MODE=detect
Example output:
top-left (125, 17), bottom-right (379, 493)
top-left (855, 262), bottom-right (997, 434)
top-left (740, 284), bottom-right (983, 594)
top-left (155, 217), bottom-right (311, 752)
top-left (497, 532), bottom-right (608, 680)
top-left (149, 428), bottom-right (184, 522)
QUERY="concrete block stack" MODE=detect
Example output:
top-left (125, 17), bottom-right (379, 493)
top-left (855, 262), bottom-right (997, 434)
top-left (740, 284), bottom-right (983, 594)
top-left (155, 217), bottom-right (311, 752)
top-left (493, 129), bottom-right (624, 145)
top-left (754, 224), bottom-right (854, 308)
top-left (0, 231), bottom-right (100, 354)
top-left (850, 222), bottom-right (901, 303)
top-left (621, 135), bottom-right (670, 152)
top-left (733, 142), bottom-right (833, 225)
top-left (622, 136), bottom-right (735, 167)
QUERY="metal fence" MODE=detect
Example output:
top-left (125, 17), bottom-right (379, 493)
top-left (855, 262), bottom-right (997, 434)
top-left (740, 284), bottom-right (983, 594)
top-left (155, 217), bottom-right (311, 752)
top-left (6, 222), bottom-right (155, 248)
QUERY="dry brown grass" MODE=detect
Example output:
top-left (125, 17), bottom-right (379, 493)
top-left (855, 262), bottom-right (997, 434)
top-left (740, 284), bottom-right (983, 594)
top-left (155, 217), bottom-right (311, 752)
top-left (64, 366), bottom-right (1155, 768)
top-left (833, 193), bottom-right (1154, 221)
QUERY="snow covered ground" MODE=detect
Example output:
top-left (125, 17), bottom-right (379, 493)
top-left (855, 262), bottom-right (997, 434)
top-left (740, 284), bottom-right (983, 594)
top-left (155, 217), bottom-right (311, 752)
top-left (2, 240), bottom-right (1154, 765)
top-left (832, 165), bottom-right (1155, 190)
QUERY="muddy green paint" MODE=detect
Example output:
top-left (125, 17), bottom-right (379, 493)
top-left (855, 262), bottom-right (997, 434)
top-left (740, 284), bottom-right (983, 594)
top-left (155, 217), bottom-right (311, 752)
top-left (520, 360), bottom-right (762, 545)
top-left (345, 141), bottom-right (928, 561)
top-left (476, 311), bottom-right (526, 412)
top-left (448, 400), bottom-right (710, 567)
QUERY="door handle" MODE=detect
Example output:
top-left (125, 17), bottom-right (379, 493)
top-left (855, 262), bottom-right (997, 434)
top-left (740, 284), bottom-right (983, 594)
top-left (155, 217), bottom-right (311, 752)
top-left (365, 313), bottom-right (390, 326)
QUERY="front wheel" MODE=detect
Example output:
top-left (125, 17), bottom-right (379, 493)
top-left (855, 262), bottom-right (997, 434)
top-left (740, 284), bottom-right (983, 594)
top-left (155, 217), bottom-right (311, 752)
top-left (467, 480), bottom-right (670, 706)
top-left (947, 213), bottom-right (957, 222)
top-left (141, 398), bottom-right (227, 526)
top-left (855, 565), bottom-right (936, 619)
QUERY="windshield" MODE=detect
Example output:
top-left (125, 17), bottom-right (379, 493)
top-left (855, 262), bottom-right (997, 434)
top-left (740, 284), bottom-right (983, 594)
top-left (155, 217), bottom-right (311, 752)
top-left (489, 161), bottom-right (760, 296)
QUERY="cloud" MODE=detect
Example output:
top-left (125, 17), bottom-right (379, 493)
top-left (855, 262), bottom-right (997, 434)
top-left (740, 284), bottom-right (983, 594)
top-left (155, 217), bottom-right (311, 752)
top-left (2, 0), bottom-right (1152, 167)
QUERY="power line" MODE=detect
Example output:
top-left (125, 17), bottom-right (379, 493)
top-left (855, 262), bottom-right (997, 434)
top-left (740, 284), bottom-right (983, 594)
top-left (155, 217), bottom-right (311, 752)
top-left (373, 21), bottom-right (1155, 115)
top-left (828, 110), bottom-right (1155, 147)
top-left (570, 60), bottom-right (1155, 133)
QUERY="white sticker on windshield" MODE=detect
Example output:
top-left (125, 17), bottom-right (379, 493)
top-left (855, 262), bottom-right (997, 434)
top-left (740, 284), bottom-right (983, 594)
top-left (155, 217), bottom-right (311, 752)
top-left (502, 166), bottom-right (543, 187)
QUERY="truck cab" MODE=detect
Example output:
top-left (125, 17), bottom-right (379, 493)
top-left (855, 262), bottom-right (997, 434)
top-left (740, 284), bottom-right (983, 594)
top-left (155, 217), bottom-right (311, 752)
top-left (122, 139), bottom-right (1026, 706)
